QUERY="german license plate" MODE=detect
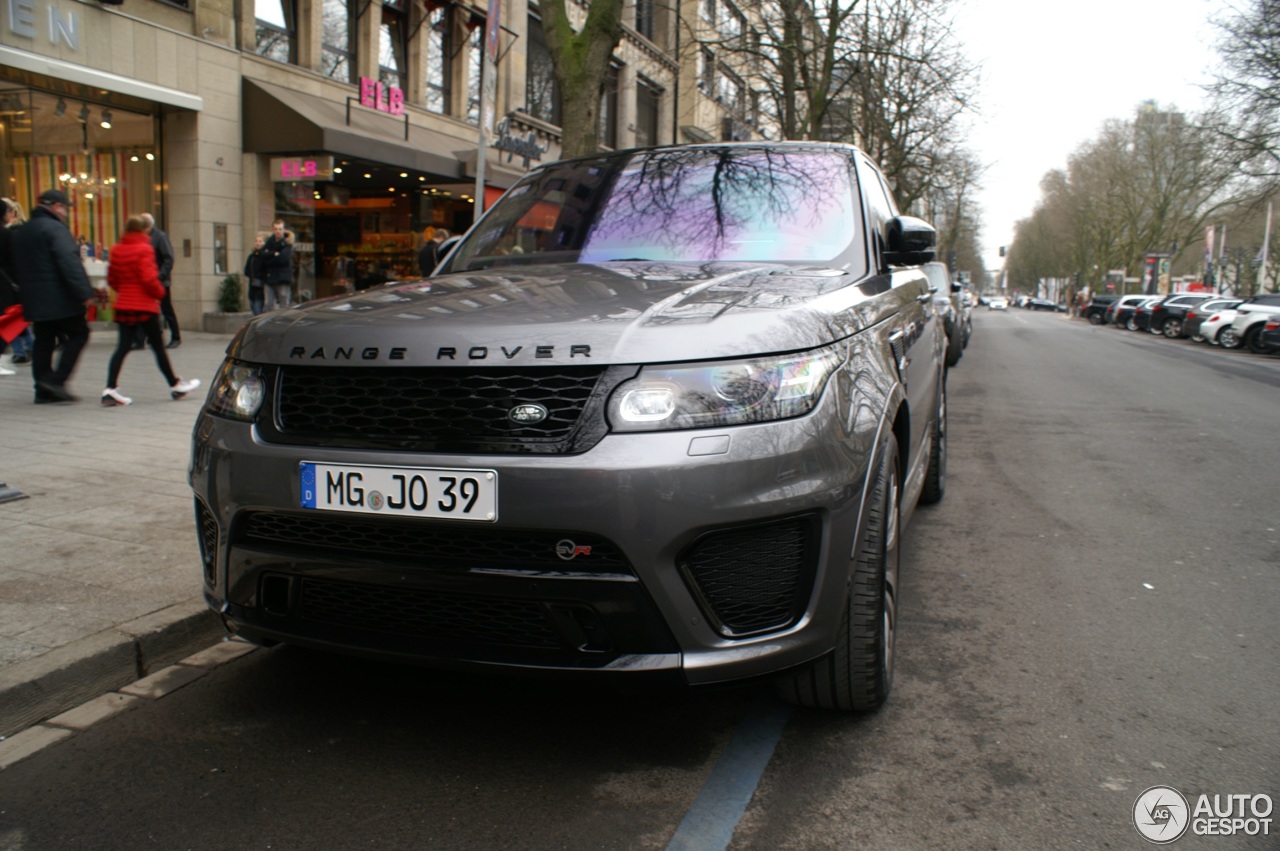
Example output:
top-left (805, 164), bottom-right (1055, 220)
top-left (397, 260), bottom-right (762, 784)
top-left (300, 462), bottom-right (497, 521)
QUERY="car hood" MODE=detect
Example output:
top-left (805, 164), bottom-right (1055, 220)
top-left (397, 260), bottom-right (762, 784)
top-left (230, 261), bottom-right (902, 366)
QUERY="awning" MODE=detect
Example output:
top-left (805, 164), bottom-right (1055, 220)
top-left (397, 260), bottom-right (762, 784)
top-left (242, 78), bottom-right (469, 179)
top-left (0, 45), bottom-right (203, 111)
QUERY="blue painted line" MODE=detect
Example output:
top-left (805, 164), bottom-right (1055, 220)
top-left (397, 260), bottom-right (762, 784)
top-left (665, 696), bottom-right (792, 851)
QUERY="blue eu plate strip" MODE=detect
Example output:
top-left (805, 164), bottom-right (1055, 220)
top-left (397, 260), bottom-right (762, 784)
top-left (299, 463), bottom-right (317, 508)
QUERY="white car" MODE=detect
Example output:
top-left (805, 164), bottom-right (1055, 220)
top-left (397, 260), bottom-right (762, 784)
top-left (988, 297), bottom-right (1009, 310)
top-left (1202, 309), bottom-right (1241, 346)
top-left (1225, 293), bottom-right (1280, 352)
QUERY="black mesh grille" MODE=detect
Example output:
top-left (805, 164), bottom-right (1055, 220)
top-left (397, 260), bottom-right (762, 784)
top-left (263, 365), bottom-right (628, 454)
top-left (297, 576), bottom-right (563, 648)
top-left (679, 516), bottom-right (818, 637)
top-left (240, 511), bottom-right (632, 572)
top-left (195, 499), bottom-right (218, 585)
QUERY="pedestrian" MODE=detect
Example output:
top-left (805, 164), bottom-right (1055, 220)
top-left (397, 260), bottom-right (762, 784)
top-left (0, 198), bottom-right (21, 376)
top-left (100, 214), bottom-right (201, 407)
top-left (244, 233), bottom-right (267, 315)
top-left (262, 219), bottom-right (294, 310)
top-left (10, 189), bottom-right (95, 403)
top-left (417, 228), bottom-right (450, 276)
top-left (141, 212), bottom-right (180, 348)
top-left (0, 197), bottom-right (33, 369)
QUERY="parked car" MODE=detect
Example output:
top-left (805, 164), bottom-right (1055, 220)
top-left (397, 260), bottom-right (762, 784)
top-left (925, 262), bottom-right (965, 367)
top-left (1027, 298), bottom-right (1065, 312)
top-left (1261, 316), bottom-right (1280, 349)
top-left (1110, 295), bottom-right (1161, 330)
top-left (1131, 295), bottom-right (1168, 332)
top-left (1227, 293), bottom-right (1280, 353)
top-left (1203, 308), bottom-right (1243, 347)
top-left (189, 141), bottom-right (948, 712)
top-left (1145, 293), bottom-right (1221, 338)
top-left (1082, 295), bottom-right (1120, 324)
top-left (1181, 298), bottom-right (1241, 341)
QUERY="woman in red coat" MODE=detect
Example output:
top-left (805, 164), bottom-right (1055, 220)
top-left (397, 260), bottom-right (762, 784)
top-left (102, 214), bottom-right (200, 406)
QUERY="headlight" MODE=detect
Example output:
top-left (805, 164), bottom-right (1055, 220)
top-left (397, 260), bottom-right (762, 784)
top-left (608, 346), bottom-right (842, 432)
top-left (204, 359), bottom-right (266, 421)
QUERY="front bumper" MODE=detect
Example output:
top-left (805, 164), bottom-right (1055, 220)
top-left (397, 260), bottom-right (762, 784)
top-left (190, 387), bottom-right (880, 687)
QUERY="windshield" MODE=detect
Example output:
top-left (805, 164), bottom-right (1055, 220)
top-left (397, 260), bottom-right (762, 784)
top-left (443, 146), bottom-right (865, 274)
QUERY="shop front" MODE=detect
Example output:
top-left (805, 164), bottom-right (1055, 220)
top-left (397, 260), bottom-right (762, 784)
top-left (243, 77), bottom-right (554, 299)
top-left (0, 62), bottom-right (184, 289)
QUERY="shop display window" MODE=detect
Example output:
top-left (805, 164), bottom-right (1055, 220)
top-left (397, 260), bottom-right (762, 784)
top-left (0, 87), bottom-right (162, 257)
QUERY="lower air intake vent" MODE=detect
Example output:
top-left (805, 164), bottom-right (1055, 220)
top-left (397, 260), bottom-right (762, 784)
top-left (678, 515), bottom-right (819, 637)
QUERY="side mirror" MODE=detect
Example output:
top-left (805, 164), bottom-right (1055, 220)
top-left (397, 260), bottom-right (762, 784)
top-left (883, 216), bottom-right (937, 267)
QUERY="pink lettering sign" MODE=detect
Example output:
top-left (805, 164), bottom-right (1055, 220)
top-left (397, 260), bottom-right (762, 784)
top-left (358, 77), bottom-right (406, 116)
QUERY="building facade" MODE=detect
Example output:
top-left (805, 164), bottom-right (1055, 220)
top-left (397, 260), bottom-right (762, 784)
top-left (0, 0), bottom-right (757, 323)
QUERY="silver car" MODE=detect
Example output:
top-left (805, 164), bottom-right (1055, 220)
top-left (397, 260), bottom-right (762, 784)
top-left (190, 142), bottom-right (947, 711)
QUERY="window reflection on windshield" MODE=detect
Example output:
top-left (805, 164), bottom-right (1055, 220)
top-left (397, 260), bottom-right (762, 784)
top-left (446, 147), bottom-right (864, 274)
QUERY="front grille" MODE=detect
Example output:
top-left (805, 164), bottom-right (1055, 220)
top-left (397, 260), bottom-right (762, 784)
top-left (297, 576), bottom-right (563, 648)
top-left (239, 510), bottom-right (632, 572)
top-left (679, 515), bottom-right (819, 637)
top-left (195, 499), bottom-right (218, 585)
top-left (262, 365), bottom-right (634, 454)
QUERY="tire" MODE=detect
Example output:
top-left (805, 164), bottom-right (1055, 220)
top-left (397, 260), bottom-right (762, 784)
top-left (1088, 312), bottom-right (1103, 325)
top-left (920, 382), bottom-right (946, 505)
top-left (1219, 327), bottom-right (1243, 349)
top-left (1162, 318), bottom-right (1182, 338)
top-left (1244, 325), bottom-right (1278, 354)
top-left (945, 331), bottom-right (963, 367)
top-left (1125, 317), bottom-right (1138, 331)
top-left (776, 434), bottom-right (901, 712)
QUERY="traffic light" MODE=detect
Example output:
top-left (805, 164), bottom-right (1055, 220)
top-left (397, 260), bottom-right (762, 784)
top-left (999, 246), bottom-right (1007, 257)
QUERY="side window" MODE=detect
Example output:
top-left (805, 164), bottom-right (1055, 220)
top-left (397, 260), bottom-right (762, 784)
top-left (857, 156), bottom-right (895, 257)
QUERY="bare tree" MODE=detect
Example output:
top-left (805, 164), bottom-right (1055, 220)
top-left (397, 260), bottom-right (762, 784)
top-left (1006, 104), bottom-right (1244, 294)
top-left (1206, 0), bottom-right (1280, 183)
top-left (540, 0), bottom-right (627, 158)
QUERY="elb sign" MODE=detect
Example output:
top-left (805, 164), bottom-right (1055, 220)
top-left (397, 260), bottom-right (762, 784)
top-left (358, 77), bottom-right (404, 116)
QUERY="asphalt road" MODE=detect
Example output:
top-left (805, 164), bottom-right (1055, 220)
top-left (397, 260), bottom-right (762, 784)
top-left (1, 309), bottom-right (1276, 850)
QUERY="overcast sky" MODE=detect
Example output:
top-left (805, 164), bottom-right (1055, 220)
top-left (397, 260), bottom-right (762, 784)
top-left (949, 0), bottom-right (1224, 275)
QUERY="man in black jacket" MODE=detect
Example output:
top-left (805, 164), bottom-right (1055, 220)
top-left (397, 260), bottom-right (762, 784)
top-left (142, 212), bottom-right (180, 348)
top-left (263, 219), bottom-right (294, 310)
top-left (11, 189), bottom-right (94, 403)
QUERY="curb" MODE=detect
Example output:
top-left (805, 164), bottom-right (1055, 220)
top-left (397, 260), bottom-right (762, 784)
top-left (0, 598), bottom-right (225, 739)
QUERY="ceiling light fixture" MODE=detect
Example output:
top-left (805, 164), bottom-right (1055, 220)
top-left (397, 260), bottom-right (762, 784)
top-left (78, 104), bottom-right (90, 122)
top-left (54, 98), bottom-right (67, 117)
top-left (100, 109), bottom-right (112, 129)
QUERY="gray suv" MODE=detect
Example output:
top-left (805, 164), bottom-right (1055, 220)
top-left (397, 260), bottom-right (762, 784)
top-left (190, 142), bottom-right (947, 711)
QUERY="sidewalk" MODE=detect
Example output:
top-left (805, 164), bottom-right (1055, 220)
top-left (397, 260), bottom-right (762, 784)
top-left (0, 328), bottom-right (236, 738)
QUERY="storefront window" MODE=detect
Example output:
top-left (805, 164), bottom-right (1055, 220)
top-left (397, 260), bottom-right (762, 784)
top-left (635, 0), bottom-right (656, 41)
top-left (255, 0), bottom-right (296, 64)
top-left (599, 63), bottom-right (619, 149)
top-left (321, 0), bottom-right (355, 83)
top-left (0, 87), bottom-right (162, 257)
top-left (526, 16), bottom-right (560, 126)
top-left (380, 0), bottom-right (409, 91)
top-left (424, 6), bottom-right (451, 114)
top-left (636, 77), bottom-right (661, 147)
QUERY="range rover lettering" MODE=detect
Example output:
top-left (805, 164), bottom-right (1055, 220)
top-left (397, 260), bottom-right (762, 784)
top-left (190, 142), bottom-right (947, 711)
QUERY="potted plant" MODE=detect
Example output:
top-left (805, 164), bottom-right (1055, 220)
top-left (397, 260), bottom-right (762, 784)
top-left (203, 273), bottom-right (253, 333)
